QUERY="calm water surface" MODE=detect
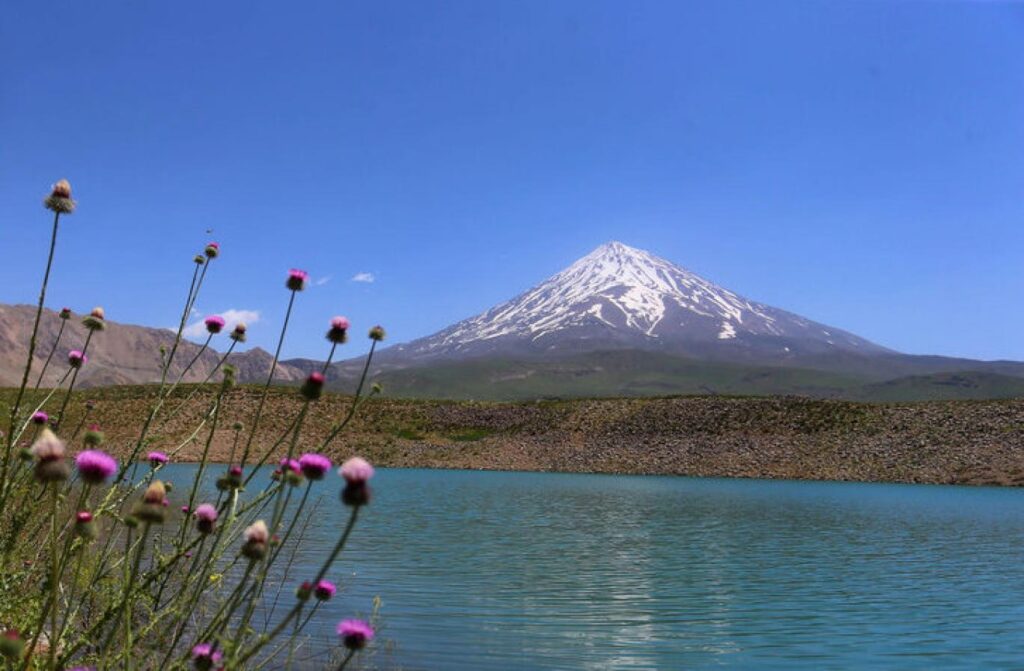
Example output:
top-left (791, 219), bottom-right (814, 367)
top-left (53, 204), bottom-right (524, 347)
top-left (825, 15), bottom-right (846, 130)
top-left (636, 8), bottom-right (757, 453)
top-left (166, 466), bottom-right (1024, 669)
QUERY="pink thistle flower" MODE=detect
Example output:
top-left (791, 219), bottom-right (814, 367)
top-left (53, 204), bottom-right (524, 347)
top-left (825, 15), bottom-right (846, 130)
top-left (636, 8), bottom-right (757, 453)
top-left (314, 579), bottom-right (337, 601)
top-left (31, 411), bottom-right (49, 425)
top-left (300, 371), bottom-right (325, 401)
top-left (68, 350), bottom-right (87, 368)
top-left (204, 315), bottom-right (226, 334)
top-left (229, 465), bottom-right (243, 477)
top-left (148, 451), bottom-right (169, 466)
top-left (285, 268), bottom-right (308, 291)
top-left (337, 619), bottom-right (374, 650)
top-left (181, 505), bottom-right (190, 513)
top-left (75, 449), bottom-right (117, 484)
top-left (194, 503), bottom-right (218, 533)
top-left (194, 503), bottom-right (217, 522)
top-left (76, 511), bottom-right (93, 523)
top-left (190, 643), bottom-right (222, 670)
top-left (327, 316), bottom-right (350, 344)
top-left (298, 453), bottom-right (331, 480)
top-left (339, 457), bottom-right (374, 485)
top-left (279, 457), bottom-right (301, 473)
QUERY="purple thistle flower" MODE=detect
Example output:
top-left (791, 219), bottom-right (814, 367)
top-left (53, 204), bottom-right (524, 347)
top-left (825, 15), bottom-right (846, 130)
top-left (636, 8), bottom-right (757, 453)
top-left (339, 457), bottom-right (374, 485)
top-left (204, 315), bottom-right (226, 334)
top-left (337, 619), bottom-right (374, 650)
top-left (76, 511), bottom-right (93, 523)
top-left (314, 579), bottom-right (337, 601)
top-left (286, 268), bottom-right (308, 291)
top-left (75, 449), bottom-right (117, 484)
top-left (68, 350), bottom-right (87, 368)
top-left (31, 411), bottom-right (49, 425)
top-left (298, 453), bottom-right (331, 480)
top-left (229, 465), bottom-right (243, 477)
top-left (148, 451), bottom-right (169, 466)
top-left (181, 505), bottom-right (190, 513)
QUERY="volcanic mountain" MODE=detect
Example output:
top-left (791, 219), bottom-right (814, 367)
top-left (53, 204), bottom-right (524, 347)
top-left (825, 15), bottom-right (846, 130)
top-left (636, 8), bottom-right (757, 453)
top-left (323, 242), bottom-right (1024, 400)
top-left (388, 241), bottom-right (887, 363)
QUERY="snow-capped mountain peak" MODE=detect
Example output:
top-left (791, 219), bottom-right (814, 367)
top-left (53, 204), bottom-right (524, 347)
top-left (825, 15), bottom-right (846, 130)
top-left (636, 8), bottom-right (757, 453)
top-left (396, 241), bottom-right (885, 360)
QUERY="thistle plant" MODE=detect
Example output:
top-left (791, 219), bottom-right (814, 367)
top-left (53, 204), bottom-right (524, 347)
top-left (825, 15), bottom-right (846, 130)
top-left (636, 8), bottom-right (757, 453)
top-left (0, 180), bottom-right (385, 669)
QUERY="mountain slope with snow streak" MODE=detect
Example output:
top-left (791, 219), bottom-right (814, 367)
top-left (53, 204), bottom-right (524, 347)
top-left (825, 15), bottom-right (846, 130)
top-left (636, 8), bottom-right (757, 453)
top-left (391, 241), bottom-right (888, 362)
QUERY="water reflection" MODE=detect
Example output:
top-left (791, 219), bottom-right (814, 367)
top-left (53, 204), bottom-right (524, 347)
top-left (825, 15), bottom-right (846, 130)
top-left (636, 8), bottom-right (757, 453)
top-left (161, 466), bottom-right (1024, 670)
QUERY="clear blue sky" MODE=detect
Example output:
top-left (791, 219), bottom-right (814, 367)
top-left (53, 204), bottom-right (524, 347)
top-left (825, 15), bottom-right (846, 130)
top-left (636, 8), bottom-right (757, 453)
top-left (2, 1), bottom-right (1023, 361)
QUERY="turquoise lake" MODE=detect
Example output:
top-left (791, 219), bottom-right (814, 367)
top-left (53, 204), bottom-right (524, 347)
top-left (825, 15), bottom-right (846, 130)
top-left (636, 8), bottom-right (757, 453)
top-left (163, 466), bottom-right (1024, 669)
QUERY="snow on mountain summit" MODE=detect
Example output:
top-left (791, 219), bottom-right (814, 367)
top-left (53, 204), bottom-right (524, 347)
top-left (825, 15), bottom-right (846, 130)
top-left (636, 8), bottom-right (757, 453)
top-left (396, 241), bottom-right (885, 360)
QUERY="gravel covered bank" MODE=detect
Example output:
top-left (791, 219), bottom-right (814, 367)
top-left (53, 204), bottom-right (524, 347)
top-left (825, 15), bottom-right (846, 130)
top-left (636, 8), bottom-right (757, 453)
top-left (6, 386), bottom-right (1024, 486)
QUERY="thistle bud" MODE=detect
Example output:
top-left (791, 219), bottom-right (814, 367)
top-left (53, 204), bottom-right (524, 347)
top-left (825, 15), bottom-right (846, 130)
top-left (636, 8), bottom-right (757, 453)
top-left (134, 480), bottom-right (168, 523)
top-left (75, 510), bottom-right (97, 540)
top-left (241, 520), bottom-right (269, 560)
top-left (368, 325), bottom-right (386, 342)
top-left (0, 630), bottom-right (24, 661)
top-left (44, 179), bottom-right (76, 214)
top-left (82, 307), bottom-right (106, 332)
top-left (300, 372), bottom-right (325, 401)
top-left (31, 428), bottom-right (68, 482)
top-left (204, 242), bottom-right (220, 258)
top-left (83, 423), bottom-right (104, 446)
top-left (194, 254), bottom-right (206, 265)
top-left (230, 322), bottom-right (247, 343)
top-left (296, 581), bottom-right (314, 601)
top-left (58, 307), bottom-right (72, 320)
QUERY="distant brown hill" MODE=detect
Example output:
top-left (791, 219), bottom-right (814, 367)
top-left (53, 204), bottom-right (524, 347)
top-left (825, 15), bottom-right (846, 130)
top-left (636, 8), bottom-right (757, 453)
top-left (0, 304), bottom-right (305, 388)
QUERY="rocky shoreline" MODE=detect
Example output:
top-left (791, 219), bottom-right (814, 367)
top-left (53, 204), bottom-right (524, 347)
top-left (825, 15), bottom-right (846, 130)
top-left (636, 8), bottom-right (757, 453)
top-left (5, 386), bottom-right (1024, 486)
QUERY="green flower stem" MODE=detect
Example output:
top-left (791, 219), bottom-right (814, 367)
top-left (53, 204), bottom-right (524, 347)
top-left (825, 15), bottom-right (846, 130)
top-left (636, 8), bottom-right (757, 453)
top-left (57, 533), bottom-right (204, 667)
top-left (54, 329), bottom-right (95, 431)
top-left (319, 340), bottom-right (379, 450)
top-left (114, 259), bottom-right (213, 484)
top-left (7, 365), bottom-right (73, 448)
top-left (239, 289), bottom-right (297, 471)
top-left (34, 317), bottom-right (67, 389)
top-left (337, 649), bottom-right (357, 671)
top-left (20, 483), bottom-right (61, 671)
top-left (159, 340), bottom-right (237, 427)
top-left (234, 505), bottom-right (361, 667)
top-left (5, 211), bottom-right (61, 465)
top-left (99, 521), bottom-right (151, 655)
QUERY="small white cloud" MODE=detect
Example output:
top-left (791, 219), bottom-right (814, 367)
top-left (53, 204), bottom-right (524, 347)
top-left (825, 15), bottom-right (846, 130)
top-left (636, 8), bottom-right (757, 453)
top-left (351, 272), bottom-right (375, 283)
top-left (184, 308), bottom-right (260, 338)
top-left (314, 275), bottom-right (332, 287)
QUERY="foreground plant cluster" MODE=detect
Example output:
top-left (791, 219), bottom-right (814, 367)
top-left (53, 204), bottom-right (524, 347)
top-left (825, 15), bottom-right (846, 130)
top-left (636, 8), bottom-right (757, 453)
top-left (0, 180), bottom-right (385, 669)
